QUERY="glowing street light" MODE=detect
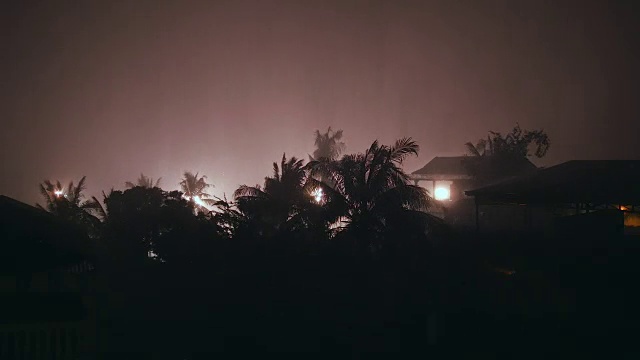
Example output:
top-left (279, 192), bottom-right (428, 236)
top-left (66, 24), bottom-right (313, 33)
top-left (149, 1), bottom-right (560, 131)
top-left (183, 194), bottom-right (208, 213)
top-left (312, 188), bottom-right (324, 203)
top-left (193, 195), bottom-right (205, 207)
top-left (53, 189), bottom-right (64, 198)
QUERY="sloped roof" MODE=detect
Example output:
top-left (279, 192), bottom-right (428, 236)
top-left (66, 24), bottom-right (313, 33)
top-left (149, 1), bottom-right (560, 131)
top-left (0, 195), bottom-right (91, 273)
top-left (466, 160), bottom-right (640, 204)
top-left (411, 155), bottom-right (537, 179)
top-left (412, 156), bottom-right (471, 176)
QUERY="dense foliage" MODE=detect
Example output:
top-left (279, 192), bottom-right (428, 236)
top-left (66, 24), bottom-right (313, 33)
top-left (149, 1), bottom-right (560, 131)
top-left (464, 124), bottom-right (550, 185)
top-left (31, 130), bottom-right (634, 357)
top-left (37, 137), bottom-right (441, 268)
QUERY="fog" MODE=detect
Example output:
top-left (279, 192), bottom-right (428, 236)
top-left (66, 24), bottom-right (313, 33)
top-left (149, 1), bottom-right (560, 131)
top-left (2, 0), bottom-right (638, 204)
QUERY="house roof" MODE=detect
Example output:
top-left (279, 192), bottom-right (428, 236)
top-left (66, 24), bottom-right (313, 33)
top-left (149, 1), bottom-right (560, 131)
top-left (410, 155), bottom-right (537, 181)
top-left (0, 195), bottom-right (91, 273)
top-left (411, 156), bottom-right (471, 177)
top-left (465, 160), bottom-right (640, 205)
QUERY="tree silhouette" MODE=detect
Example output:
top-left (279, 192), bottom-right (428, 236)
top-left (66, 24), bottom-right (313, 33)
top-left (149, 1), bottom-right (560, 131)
top-left (209, 196), bottom-right (246, 240)
top-left (100, 187), bottom-right (200, 264)
top-left (309, 138), bottom-right (438, 251)
top-left (234, 154), bottom-right (322, 237)
top-left (37, 176), bottom-right (100, 236)
top-left (310, 127), bottom-right (346, 161)
top-left (464, 124), bottom-right (550, 184)
top-left (125, 173), bottom-right (162, 189)
top-left (179, 171), bottom-right (216, 212)
top-left (465, 124), bottom-right (549, 159)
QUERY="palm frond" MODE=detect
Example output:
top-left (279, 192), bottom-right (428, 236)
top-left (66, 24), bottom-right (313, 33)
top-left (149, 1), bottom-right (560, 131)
top-left (72, 176), bottom-right (87, 204)
top-left (83, 196), bottom-right (107, 220)
top-left (233, 185), bottom-right (268, 200)
top-left (465, 142), bottom-right (480, 156)
top-left (392, 185), bottom-right (432, 211)
top-left (38, 183), bottom-right (52, 209)
top-left (273, 160), bottom-right (281, 181)
top-left (389, 137), bottom-right (419, 164)
top-left (313, 127), bottom-right (346, 160)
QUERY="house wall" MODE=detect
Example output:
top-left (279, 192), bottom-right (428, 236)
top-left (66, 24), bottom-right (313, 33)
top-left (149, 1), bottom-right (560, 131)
top-left (477, 204), bottom-right (557, 233)
top-left (449, 179), bottom-right (474, 201)
top-left (475, 204), bottom-right (628, 243)
top-left (415, 179), bottom-right (474, 202)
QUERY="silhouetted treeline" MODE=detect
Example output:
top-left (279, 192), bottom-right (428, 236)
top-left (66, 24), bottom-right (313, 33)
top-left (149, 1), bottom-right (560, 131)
top-left (32, 129), bottom-right (640, 357)
top-left (35, 138), bottom-right (450, 356)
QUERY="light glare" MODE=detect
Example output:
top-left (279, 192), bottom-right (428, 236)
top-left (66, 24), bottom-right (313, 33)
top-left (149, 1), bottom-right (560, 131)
top-left (312, 188), bottom-right (323, 203)
top-left (193, 195), bottom-right (205, 207)
top-left (434, 187), bottom-right (450, 201)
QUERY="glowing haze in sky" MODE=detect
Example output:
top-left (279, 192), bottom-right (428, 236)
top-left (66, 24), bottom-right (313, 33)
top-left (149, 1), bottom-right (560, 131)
top-left (2, 0), bottom-right (639, 205)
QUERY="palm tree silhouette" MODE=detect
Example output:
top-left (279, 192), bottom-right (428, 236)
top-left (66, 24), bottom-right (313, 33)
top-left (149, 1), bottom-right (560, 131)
top-left (125, 173), bottom-right (162, 189)
top-left (37, 176), bottom-right (101, 235)
top-left (309, 138), bottom-right (437, 247)
top-left (234, 154), bottom-right (319, 234)
top-left (179, 171), bottom-right (215, 212)
top-left (310, 127), bottom-right (346, 161)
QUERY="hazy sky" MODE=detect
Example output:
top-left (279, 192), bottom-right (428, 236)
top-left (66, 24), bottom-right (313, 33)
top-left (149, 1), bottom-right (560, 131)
top-left (2, 0), bottom-right (639, 205)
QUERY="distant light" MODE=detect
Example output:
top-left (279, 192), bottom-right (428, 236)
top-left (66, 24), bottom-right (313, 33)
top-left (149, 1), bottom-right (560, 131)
top-left (434, 187), bottom-right (450, 201)
top-left (184, 194), bottom-right (207, 211)
top-left (54, 190), bottom-right (64, 197)
top-left (312, 188), bottom-right (323, 203)
top-left (495, 268), bottom-right (516, 276)
top-left (193, 195), bottom-right (205, 207)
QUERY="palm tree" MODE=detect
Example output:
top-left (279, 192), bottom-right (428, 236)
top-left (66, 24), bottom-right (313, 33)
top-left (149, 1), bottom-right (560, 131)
top-left (310, 127), bottom-right (346, 161)
top-left (234, 154), bottom-right (320, 235)
top-left (179, 171), bottom-right (215, 212)
top-left (125, 173), bottom-right (161, 189)
top-left (309, 138), bottom-right (437, 250)
top-left (84, 190), bottom-right (112, 221)
top-left (464, 138), bottom-right (489, 157)
top-left (38, 176), bottom-right (86, 215)
top-left (37, 176), bottom-right (101, 236)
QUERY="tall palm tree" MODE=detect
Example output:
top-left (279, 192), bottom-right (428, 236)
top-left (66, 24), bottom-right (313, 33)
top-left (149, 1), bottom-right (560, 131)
top-left (234, 154), bottom-right (319, 235)
top-left (125, 173), bottom-right (162, 189)
top-left (310, 127), bottom-right (346, 161)
top-left (37, 176), bottom-right (101, 236)
top-left (38, 176), bottom-right (87, 215)
top-left (179, 171), bottom-right (215, 212)
top-left (309, 138), bottom-right (437, 249)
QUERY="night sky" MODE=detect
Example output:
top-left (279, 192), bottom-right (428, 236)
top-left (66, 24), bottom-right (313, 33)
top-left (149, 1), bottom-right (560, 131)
top-left (2, 0), bottom-right (639, 205)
